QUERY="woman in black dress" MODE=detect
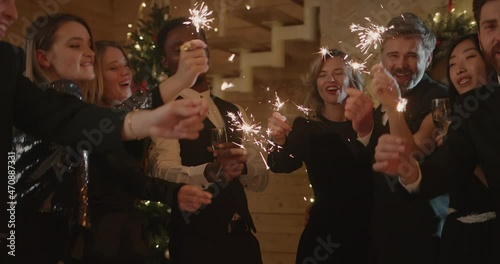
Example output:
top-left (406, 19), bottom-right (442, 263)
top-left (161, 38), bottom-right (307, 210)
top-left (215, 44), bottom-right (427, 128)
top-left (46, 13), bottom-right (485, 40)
top-left (267, 49), bottom-right (374, 263)
top-left (437, 34), bottom-right (497, 264)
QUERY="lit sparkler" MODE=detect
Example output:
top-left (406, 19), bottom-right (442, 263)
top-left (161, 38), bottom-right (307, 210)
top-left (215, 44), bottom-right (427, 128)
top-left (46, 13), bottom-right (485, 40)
top-left (221, 81), bottom-right (234, 91)
top-left (184, 2), bottom-right (214, 33)
top-left (271, 92), bottom-right (287, 112)
top-left (292, 102), bottom-right (313, 116)
top-left (315, 46), bottom-right (333, 61)
top-left (226, 111), bottom-right (282, 164)
top-left (350, 18), bottom-right (390, 55)
top-left (396, 98), bottom-right (408, 112)
top-left (345, 56), bottom-right (369, 74)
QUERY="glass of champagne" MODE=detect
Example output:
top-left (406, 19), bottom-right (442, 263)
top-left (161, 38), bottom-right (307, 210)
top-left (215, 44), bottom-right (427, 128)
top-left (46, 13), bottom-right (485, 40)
top-left (431, 98), bottom-right (452, 134)
top-left (211, 127), bottom-right (228, 151)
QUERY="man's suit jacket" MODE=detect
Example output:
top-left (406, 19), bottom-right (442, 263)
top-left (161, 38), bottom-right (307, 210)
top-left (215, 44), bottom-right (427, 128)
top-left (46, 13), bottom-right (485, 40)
top-left (369, 75), bottom-right (449, 264)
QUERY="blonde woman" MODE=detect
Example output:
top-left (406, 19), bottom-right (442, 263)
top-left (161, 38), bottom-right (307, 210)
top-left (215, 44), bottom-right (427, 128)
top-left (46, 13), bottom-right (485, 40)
top-left (267, 49), bottom-right (374, 263)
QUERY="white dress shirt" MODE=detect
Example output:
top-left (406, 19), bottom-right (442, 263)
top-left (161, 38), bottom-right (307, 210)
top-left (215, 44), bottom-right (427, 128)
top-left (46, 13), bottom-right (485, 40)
top-left (149, 89), bottom-right (269, 192)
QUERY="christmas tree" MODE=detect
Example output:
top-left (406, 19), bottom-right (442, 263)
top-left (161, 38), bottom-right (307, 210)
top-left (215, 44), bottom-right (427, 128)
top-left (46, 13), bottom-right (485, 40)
top-left (126, 3), bottom-right (170, 93)
top-left (425, 3), bottom-right (477, 84)
top-left (426, 8), bottom-right (477, 62)
top-left (124, 3), bottom-right (172, 263)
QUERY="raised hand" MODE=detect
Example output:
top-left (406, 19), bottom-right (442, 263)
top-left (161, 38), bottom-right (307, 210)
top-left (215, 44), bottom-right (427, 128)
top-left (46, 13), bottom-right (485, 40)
top-left (177, 185), bottom-right (212, 212)
top-left (373, 134), bottom-right (419, 185)
top-left (172, 39), bottom-right (209, 88)
top-left (267, 112), bottom-right (291, 145)
top-left (371, 64), bottom-right (401, 110)
top-left (345, 87), bottom-right (373, 137)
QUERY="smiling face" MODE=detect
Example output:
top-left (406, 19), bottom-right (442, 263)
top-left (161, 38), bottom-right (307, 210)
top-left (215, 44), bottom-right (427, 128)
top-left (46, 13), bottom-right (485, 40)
top-left (316, 57), bottom-right (349, 105)
top-left (0, 0), bottom-right (17, 40)
top-left (478, 0), bottom-right (500, 75)
top-left (38, 21), bottom-right (95, 83)
top-left (100, 46), bottom-right (132, 106)
top-left (381, 36), bottom-right (432, 93)
top-left (449, 39), bottom-right (489, 95)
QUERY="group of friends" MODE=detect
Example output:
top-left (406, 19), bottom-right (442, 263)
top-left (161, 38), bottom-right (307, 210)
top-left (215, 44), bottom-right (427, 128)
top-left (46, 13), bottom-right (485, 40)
top-left (1, 0), bottom-right (499, 263)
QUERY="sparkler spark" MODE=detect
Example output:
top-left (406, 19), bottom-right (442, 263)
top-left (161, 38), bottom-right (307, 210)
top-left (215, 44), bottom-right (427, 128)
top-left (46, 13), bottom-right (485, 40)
top-left (266, 128), bottom-right (272, 137)
top-left (348, 60), bottom-right (367, 71)
top-left (396, 98), bottom-right (408, 112)
top-left (226, 111), bottom-right (282, 161)
top-left (315, 46), bottom-right (333, 61)
top-left (184, 2), bottom-right (214, 33)
top-left (340, 54), bottom-right (369, 75)
top-left (350, 18), bottom-right (390, 55)
top-left (292, 102), bottom-right (313, 116)
top-left (227, 112), bottom-right (261, 137)
top-left (228, 53), bottom-right (236, 62)
top-left (221, 81), bottom-right (234, 91)
top-left (272, 92), bottom-right (288, 112)
top-left (259, 152), bottom-right (270, 170)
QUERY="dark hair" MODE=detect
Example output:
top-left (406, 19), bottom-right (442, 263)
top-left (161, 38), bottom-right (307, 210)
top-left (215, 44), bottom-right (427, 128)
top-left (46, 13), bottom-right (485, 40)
top-left (304, 49), bottom-right (364, 116)
top-left (382, 12), bottom-right (436, 56)
top-left (473, 0), bottom-right (492, 27)
top-left (156, 17), bottom-right (208, 57)
top-left (445, 34), bottom-right (484, 103)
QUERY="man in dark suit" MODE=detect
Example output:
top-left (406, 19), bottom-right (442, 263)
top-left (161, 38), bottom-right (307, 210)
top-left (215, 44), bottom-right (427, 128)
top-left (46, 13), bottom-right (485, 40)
top-left (1, 2), bottom-right (213, 261)
top-left (372, 3), bottom-right (500, 263)
top-left (148, 17), bottom-right (268, 264)
top-left (367, 13), bottom-right (449, 264)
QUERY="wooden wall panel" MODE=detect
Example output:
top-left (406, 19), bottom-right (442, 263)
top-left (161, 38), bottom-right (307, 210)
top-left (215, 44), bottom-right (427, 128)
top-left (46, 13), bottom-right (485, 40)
top-left (246, 169), bottom-right (313, 263)
top-left (256, 232), bottom-right (302, 253)
top-left (8, 0), bottom-right (141, 46)
top-left (252, 213), bottom-right (305, 234)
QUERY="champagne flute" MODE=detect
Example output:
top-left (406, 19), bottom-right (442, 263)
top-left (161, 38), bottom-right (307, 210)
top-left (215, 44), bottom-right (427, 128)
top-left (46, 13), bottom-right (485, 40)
top-left (431, 98), bottom-right (452, 134)
top-left (211, 127), bottom-right (228, 151)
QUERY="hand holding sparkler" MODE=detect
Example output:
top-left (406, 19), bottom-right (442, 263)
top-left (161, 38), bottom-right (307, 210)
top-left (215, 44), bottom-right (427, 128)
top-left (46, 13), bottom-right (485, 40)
top-left (175, 39), bottom-right (209, 88)
top-left (373, 134), bottom-right (419, 184)
top-left (345, 87), bottom-right (374, 138)
top-left (371, 64), bottom-right (403, 111)
top-left (267, 112), bottom-right (291, 145)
